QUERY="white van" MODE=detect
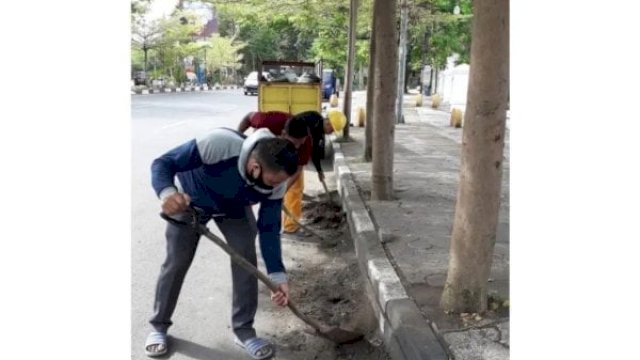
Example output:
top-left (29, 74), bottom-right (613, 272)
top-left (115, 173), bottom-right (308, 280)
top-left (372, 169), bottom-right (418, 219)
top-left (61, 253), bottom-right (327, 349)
top-left (243, 71), bottom-right (271, 95)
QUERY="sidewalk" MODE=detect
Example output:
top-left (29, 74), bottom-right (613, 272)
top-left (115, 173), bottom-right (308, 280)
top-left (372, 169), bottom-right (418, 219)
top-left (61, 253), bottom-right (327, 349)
top-left (331, 92), bottom-right (510, 360)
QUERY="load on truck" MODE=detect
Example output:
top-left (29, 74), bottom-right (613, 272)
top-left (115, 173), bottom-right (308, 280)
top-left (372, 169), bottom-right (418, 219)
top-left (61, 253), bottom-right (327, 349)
top-left (257, 60), bottom-right (323, 115)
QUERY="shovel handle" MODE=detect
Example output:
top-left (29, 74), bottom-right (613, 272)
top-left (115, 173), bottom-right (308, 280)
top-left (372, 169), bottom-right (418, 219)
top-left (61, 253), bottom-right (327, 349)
top-left (320, 179), bottom-right (334, 204)
top-left (160, 210), bottom-right (328, 333)
top-left (196, 224), bottom-right (328, 332)
top-left (282, 206), bottom-right (326, 241)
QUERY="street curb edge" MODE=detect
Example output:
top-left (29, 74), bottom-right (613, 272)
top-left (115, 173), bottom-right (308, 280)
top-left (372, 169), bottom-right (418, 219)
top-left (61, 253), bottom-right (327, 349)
top-left (332, 140), bottom-right (449, 360)
top-left (131, 85), bottom-right (240, 95)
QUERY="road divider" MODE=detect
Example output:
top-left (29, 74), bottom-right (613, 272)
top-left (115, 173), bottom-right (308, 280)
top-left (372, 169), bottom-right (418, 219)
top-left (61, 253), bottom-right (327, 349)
top-left (132, 85), bottom-right (241, 95)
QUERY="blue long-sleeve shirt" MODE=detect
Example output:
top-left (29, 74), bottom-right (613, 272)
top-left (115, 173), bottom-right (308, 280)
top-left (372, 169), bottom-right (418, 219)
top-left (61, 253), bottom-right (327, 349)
top-left (151, 128), bottom-right (288, 280)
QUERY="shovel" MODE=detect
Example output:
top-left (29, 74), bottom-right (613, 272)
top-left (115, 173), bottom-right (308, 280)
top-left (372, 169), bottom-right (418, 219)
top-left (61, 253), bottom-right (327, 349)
top-left (282, 205), bottom-right (327, 242)
top-left (160, 208), bottom-right (363, 344)
top-left (320, 178), bottom-right (336, 205)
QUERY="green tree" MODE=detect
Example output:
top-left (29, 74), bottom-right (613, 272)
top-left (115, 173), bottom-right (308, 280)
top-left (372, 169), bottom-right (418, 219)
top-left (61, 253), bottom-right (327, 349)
top-left (215, 3), bottom-right (280, 73)
top-left (371, 0), bottom-right (398, 200)
top-left (363, 0), bottom-right (376, 162)
top-left (153, 10), bottom-right (202, 82)
top-left (440, 0), bottom-right (509, 314)
top-left (341, 0), bottom-right (359, 139)
top-left (211, 0), bottom-right (372, 78)
top-left (309, 6), bottom-right (349, 70)
top-left (406, 0), bottom-right (473, 87)
top-left (131, 0), bottom-right (151, 19)
top-left (203, 34), bottom-right (246, 84)
top-left (131, 6), bottom-right (202, 80)
top-left (131, 15), bottom-right (163, 75)
top-left (134, 0), bottom-right (470, 88)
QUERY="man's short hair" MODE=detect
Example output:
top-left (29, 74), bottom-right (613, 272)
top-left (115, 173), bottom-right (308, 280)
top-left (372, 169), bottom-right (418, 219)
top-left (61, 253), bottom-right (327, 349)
top-left (284, 112), bottom-right (319, 139)
top-left (291, 111), bottom-right (324, 125)
top-left (252, 138), bottom-right (299, 176)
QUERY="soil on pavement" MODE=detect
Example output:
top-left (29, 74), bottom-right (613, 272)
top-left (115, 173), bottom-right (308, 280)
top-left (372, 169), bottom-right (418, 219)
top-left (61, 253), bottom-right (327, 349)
top-left (261, 197), bottom-right (390, 360)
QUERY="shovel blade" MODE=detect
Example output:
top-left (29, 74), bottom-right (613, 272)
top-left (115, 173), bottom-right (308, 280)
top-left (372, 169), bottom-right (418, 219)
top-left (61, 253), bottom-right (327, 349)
top-left (308, 326), bottom-right (363, 344)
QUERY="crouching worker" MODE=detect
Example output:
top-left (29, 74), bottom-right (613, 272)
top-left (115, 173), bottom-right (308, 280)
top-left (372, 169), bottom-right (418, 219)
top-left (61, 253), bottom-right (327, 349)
top-left (278, 110), bottom-right (346, 237)
top-left (145, 127), bottom-right (299, 359)
top-left (237, 110), bottom-right (346, 238)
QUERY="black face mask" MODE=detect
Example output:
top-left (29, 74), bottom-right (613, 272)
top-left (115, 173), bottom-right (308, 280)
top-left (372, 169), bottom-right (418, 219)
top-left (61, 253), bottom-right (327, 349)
top-left (247, 165), bottom-right (273, 190)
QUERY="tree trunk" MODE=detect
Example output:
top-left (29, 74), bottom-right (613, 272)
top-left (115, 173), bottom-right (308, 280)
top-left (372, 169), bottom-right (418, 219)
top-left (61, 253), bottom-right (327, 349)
top-left (395, 0), bottom-right (408, 124)
top-left (364, 15), bottom-right (377, 162)
top-left (143, 46), bottom-right (149, 73)
top-left (404, 56), bottom-right (411, 94)
top-left (427, 22), bottom-right (435, 95)
top-left (341, 0), bottom-right (358, 140)
top-left (421, 32), bottom-right (428, 79)
top-left (371, 0), bottom-right (398, 200)
top-left (434, 67), bottom-right (438, 94)
top-left (440, 0), bottom-right (509, 313)
top-left (429, 63), bottom-right (435, 95)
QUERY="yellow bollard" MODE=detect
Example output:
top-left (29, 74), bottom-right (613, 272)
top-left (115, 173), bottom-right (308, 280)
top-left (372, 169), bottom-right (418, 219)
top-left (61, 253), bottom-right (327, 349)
top-left (450, 108), bottom-right (463, 128)
top-left (415, 94), bottom-right (423, 107)
top-left (356, 107), bottom-right (366, 127)
top-left (329, 94), bottom-right (339, 107)
top-left (431, 94), bottom-right (441, 109)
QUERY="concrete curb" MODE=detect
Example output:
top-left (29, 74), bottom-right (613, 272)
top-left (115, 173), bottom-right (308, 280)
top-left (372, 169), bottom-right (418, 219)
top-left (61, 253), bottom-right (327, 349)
top-left (332, 141), bottom-right (448, 360)
top-left (131, 85), bottom-right (240, 95)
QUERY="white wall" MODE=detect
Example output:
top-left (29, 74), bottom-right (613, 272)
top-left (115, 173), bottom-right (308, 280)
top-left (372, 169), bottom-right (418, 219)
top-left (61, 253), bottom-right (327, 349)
top-left (436, 55), bottom-right (469, 113)
top-left (450, 64), bottom-right (470, 112)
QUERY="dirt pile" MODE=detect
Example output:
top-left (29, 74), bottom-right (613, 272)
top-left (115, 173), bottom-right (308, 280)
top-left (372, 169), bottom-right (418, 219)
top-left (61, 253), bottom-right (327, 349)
top-left (272, 199), bottom-right (390, 359)
top-left (302, 200), bottom-right (344, 229)
top-left (289, 261), bottom-right (361, 328)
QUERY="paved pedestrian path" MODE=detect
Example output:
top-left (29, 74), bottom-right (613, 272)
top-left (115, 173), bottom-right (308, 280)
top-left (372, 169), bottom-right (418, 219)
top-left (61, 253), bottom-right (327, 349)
top-left (332, 91), bottom-right (510, 359)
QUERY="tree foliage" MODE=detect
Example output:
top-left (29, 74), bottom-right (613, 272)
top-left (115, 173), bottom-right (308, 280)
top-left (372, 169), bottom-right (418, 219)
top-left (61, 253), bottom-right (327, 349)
top-left (408, 0), bottom-right (473, 71)
top-left (206, 0), bottom-right (469, 79)
top-left (204, 34), bottom-right (246, 74)
top-left (131, 0), bottom-right (151, 19)
top-left (131, 3), bottom-right (245, 84)
top-left (208, 0), bottom-right (372, 78)
top-left (131, 0), bottom-right (472, 84)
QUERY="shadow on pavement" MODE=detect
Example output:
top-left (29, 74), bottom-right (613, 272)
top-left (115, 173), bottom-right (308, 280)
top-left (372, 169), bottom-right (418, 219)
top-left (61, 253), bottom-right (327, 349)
top-left (165, 336), bottom-right (239, 360)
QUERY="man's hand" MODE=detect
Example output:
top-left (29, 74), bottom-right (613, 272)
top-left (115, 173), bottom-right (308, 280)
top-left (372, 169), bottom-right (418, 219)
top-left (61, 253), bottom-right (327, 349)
top-left (237, 112), bottom-right (254, 133)
top-left (161, 192), bottom-right (192, 215)
top-left (317, 172), bottom-right (325, 182)
top-left (270, 283), bottom-right (289, 307)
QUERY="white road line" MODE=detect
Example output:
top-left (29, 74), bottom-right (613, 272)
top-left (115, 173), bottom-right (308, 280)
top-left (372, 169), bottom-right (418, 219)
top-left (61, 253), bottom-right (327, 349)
top-left (159, 120), bottom-right (187, 130)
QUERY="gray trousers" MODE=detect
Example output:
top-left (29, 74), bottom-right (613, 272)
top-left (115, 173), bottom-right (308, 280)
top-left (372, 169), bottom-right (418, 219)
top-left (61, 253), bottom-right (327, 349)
top-left (149, 207), bottom-right (259, 342)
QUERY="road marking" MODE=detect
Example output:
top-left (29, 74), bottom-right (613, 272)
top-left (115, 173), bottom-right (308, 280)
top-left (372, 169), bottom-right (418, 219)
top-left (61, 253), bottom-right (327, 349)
top-left (159, 120), bottom-right (187, 130)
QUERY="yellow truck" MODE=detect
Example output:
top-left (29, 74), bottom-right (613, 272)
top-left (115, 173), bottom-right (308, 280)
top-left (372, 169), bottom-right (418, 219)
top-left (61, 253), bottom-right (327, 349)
top-left (258, 60), bottom-right (323, 115)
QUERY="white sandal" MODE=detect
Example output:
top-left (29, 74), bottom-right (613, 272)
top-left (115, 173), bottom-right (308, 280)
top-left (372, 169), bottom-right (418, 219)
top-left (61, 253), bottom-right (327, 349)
top-left (144, 331), bottom-right (168, 357)
top-left (234, 337), bottom-right (275, 359)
